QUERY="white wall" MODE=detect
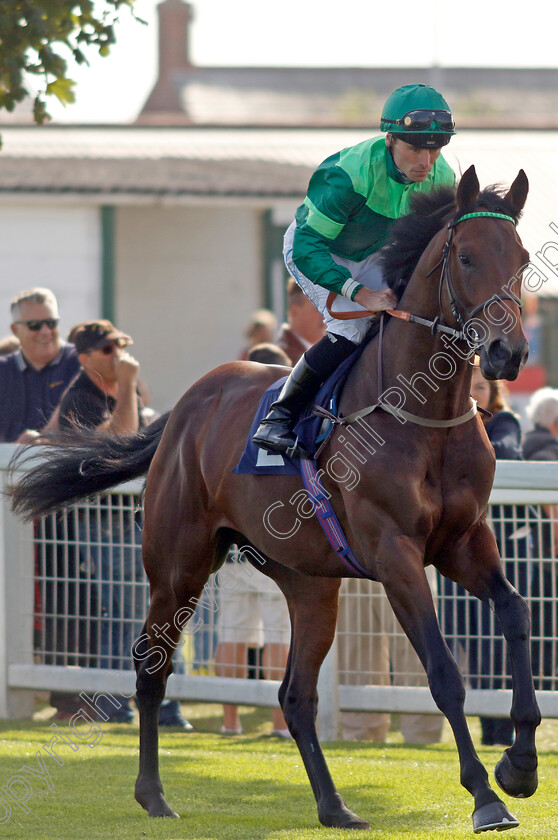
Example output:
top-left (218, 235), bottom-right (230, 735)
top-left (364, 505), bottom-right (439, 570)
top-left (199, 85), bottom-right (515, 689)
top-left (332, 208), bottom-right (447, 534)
top-left (0, 199), bottom-right (267, 414)
top-left (114, 204), bottom-right (263, 411)
top-left (0, 204), bottom-right (101, 338)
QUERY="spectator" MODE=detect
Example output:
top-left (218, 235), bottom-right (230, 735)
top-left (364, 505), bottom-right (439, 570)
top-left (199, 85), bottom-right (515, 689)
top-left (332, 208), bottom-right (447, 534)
top-left (189, 578), bottom-right (219, 676)
top-left (57, 319), bottom-right (191, 729)
top-left (472, 370), bottom-right (523, 460)
top-left (60, 320), bottom-right (141, 435)
top-left (213, 343), bottom-right (292, 737)
top-left (1, 288), bottom-right (81, 718)
top-left (213, 550), bottom-right (291, 737)
top-left (248, 343), bottom-right (291, 366)
top-left (239, 309), bottom-right (278, 360)
top-left (0, 287), bottom-right (79, 443)
top-left (0, 335), bottom-right (20, 356)
top-left (523, 388), bottom-right (558, 462)
top-left (338, 571), bottom-right (444, 744)
top-left (523, 387), bottom-right (558, 691)
top-left (277, 278), bottom-right (326, 365)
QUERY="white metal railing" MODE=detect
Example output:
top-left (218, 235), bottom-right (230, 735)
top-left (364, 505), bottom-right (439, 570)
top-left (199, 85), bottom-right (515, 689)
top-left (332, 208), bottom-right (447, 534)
top-left (2, 443), bottom-right (558, 739)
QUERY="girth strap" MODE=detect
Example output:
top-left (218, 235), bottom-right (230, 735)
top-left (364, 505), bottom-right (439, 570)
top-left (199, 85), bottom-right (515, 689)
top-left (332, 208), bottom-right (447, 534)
top-left (300, 458), bottom-right (373, 579)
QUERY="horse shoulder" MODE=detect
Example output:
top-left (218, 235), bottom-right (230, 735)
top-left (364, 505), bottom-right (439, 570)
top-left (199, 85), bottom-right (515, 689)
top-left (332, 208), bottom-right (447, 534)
top-left (438, 423), bottom-right (496, 533)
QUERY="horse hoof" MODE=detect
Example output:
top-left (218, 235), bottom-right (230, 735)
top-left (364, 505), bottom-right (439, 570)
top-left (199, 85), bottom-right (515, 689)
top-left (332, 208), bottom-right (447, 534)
top-left (320, 812), bottom-right (371, 830)
top-left (135, 789), bottom-right (179, 818)
top-left (494, 750), bottom-right (538, 799)
top-left (318, 794), bottom-right (371, 830)
top-left (472, 801), bottom-right (519, 833)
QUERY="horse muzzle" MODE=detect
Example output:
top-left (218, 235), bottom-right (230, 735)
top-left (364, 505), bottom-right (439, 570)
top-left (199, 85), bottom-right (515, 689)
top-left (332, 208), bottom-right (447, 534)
top-left (479, 337), bottom-right (529, 381)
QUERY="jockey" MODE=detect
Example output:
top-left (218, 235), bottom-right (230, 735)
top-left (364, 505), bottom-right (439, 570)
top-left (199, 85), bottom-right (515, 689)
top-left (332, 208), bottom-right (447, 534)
top-left (253, 82), bottom-right (457, 458)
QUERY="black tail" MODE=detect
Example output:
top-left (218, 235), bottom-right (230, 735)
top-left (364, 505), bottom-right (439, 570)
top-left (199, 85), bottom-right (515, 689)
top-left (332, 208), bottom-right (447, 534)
top-left (9, 412), bottom-right (170, 522)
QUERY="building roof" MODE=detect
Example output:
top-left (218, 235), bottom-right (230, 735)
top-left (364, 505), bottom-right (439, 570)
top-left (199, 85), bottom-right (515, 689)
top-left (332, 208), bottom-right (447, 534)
top-left (0, 126), bottom-right (320, 200)
top-left (0, 154), bottom-right (311, 200)
top-left (140, 65), bottom-right (558, 130)
top-left (135, 1), bottom-right (558, 129)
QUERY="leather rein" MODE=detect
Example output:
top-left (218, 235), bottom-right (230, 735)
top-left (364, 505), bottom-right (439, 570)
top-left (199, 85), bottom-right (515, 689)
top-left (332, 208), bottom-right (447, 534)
top-left (321, 211), bottom-right (519, 431)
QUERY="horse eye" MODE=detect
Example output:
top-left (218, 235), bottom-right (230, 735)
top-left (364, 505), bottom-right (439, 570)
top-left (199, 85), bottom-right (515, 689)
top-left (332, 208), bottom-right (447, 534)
top-left (458, 253), bottom-right (471, 267)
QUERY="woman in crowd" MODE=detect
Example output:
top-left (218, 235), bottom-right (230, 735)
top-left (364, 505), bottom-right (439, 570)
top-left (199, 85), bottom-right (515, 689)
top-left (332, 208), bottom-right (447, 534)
top-left (443, 365), bottom-right (526, 747)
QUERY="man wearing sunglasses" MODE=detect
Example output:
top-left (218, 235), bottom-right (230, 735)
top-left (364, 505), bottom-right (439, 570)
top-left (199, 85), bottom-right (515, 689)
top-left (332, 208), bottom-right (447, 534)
top-left (253, 82), bottom-right (456, 458)
top-left (2, 288), bottom-right (81, 721)
top-left (58, 319), bottom-right (141, 435)
top-left (0, 287), bottom-right (80, 443)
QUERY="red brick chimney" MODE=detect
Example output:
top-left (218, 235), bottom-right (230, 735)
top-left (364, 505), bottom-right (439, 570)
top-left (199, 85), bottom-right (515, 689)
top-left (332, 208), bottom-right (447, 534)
top-left (137, 0), bottom-right (193, 124)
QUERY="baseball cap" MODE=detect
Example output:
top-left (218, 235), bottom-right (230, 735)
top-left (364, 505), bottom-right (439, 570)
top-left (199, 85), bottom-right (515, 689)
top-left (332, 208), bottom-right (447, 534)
top-left (72, 320), bottom-right (132, 354)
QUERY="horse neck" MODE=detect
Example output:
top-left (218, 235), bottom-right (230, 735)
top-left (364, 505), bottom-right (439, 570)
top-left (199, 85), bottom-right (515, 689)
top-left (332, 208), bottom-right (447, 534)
top-left (355, 236), bottom-right (474, 420)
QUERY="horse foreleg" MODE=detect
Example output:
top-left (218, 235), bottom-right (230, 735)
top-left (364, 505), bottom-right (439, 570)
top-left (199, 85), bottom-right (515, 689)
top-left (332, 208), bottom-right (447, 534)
top-left (380, 537), bottom-right (520, 833)
top-left (277, 571), bottom-right (370, 830)
top-left (492, 581), bottom-right (540, 799)
top-left (444, 524), bottom-right (540, 803)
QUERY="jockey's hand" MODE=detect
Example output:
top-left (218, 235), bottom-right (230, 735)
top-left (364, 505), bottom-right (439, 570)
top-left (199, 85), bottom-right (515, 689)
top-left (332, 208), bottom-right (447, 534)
top-left (353, 287), bottom-right (398, 313)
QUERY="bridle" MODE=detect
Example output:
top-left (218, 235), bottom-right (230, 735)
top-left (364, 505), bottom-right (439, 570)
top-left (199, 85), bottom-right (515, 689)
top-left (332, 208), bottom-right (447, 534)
top-left (429, 210), bottom-right (522, 340)
top-left (318, 210), bottom-right (523, 432)
top-left (327, 210), bottom-right (522, 346)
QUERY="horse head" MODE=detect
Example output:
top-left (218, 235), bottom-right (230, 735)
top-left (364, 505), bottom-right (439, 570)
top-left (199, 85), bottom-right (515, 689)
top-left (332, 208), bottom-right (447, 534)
top-left (447, 165), bottom-right (530, 380)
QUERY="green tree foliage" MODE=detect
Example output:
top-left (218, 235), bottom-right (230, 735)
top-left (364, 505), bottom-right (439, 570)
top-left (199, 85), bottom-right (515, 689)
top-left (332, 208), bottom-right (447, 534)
top-left (0, 0), bottom-right (139, 124)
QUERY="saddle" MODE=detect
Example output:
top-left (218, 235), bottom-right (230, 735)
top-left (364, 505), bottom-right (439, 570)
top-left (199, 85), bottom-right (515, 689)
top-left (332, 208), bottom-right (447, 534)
top-left (234, 346), bottom-right (363, 476)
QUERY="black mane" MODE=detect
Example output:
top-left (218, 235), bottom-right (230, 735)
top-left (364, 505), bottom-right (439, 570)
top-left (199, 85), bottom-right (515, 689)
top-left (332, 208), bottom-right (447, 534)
top-left (380, 182), bottom-right (524, 301)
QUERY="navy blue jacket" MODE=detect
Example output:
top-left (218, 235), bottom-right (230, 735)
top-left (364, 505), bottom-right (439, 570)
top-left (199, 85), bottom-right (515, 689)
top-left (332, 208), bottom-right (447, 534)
top-left (0, 344), bottom-right (80, 442)
top-left (485, 410), bottom-right (522, 460)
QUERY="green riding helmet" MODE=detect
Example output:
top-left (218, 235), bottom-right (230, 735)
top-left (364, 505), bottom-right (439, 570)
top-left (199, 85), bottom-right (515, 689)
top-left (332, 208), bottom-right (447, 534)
top-left (380, 83), bottom-right (456, 148)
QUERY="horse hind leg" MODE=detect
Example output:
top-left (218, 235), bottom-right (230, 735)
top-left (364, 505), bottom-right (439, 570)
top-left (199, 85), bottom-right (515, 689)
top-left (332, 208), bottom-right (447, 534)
top-left (134, 569), bottom-right (210, 818)
top-left (273, 568), bottom-right (370, 830)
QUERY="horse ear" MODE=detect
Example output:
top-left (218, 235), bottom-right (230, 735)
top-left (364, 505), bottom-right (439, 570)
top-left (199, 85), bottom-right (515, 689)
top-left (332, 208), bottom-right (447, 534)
top-left (505, 169), bottom-right (529, 215)
top-left (456, 165), bottom-right (480, 210)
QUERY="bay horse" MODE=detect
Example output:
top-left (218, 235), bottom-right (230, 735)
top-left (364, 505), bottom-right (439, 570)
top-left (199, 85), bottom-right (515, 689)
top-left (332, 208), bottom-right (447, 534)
top-left (11, 165), bottom-right (540, 834)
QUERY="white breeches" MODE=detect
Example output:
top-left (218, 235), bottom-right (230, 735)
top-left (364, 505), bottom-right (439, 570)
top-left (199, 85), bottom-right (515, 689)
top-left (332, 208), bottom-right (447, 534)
top-left (283, 220), bottom-right (388, 344)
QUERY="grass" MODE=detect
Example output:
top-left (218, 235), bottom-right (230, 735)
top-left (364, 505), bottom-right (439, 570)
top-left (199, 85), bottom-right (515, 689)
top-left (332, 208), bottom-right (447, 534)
top-left (1, 700), bottom-right (558, 840)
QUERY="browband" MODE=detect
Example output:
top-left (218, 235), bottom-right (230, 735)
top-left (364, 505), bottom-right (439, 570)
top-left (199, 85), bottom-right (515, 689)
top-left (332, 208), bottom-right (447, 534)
top-left (452, 211), bottom-right (516, 227)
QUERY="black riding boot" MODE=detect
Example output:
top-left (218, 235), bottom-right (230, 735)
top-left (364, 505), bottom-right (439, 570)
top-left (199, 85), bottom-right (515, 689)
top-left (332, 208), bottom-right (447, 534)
top-left (252, 355), bottom-right (322, 458)
top-left (252, 333), bottom-right (357, 458)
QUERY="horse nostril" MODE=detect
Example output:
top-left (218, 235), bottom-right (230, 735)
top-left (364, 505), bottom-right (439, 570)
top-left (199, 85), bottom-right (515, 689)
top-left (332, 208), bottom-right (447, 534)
top-left (487, 338), bottom-right (512, 369)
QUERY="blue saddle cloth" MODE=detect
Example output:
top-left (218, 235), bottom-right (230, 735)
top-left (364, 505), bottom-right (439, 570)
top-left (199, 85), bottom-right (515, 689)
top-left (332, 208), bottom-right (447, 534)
top-left (233, 349), bottom-right (361, 475)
